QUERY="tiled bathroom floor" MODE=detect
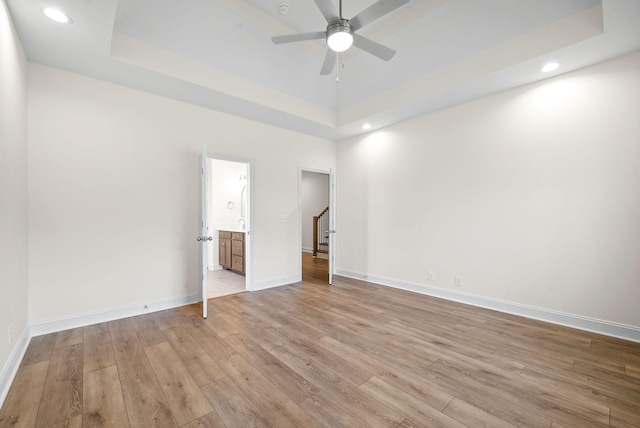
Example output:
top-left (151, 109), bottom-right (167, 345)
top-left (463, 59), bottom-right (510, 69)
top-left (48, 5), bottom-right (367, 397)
top-left (207, 268), bottom-right (245, 298)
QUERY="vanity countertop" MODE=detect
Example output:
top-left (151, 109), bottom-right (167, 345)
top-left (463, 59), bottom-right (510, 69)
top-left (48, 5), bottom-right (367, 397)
top-left (219, 228), bottom-right (246, 233)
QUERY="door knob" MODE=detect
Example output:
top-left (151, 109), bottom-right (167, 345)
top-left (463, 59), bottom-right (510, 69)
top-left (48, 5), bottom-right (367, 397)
top-left (197, 236), bottom-right (213, 241)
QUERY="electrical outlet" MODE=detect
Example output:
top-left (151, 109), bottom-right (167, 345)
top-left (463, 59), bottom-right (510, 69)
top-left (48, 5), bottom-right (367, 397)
top-left (8, 323), bottom-right (12, 345)
top-left (428, 271), bottom-right (435, 281)
top-left (455, 276), bottom-right (463, 287)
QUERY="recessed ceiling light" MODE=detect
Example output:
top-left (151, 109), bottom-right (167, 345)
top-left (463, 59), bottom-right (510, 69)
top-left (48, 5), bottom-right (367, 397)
top-left (42, 7), bottom-right (72, 24)
top-left (540, 62), bottom-right (560, 73)
top-left (362, 123), bottom-right (371, 130)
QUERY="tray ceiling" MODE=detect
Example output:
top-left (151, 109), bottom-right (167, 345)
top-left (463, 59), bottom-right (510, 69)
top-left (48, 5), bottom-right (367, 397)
top-left (7, 0), bottom-right (640, 140)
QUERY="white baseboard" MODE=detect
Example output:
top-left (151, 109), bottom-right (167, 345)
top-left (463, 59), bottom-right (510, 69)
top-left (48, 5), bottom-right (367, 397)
top-left (250, 275), bottom-right (300, 292)
top-left (302, 247), bottom-right (313, 253)
top-left (1, 293), bottom-right (199, 409)
top-left (0, 324), bottom-right (31, 409)
top-left (336, 269), bottom-right (640, 343)
top-left (30, 293), bottom-right (200, 337)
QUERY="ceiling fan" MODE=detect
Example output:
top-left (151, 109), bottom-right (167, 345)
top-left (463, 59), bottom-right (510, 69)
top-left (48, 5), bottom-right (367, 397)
top-left (271, 0), bottom-right (409, 75)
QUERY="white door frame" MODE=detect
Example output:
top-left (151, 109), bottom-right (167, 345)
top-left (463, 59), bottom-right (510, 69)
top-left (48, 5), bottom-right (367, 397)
top-left (199, 153), bottom-right (254, 313)
top-left (199, 151), bottom-right (209, 318)
top-left (298, 167), bottom-right (335, 284)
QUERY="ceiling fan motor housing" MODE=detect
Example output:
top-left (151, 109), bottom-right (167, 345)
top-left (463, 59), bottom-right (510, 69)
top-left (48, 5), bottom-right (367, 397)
top-left (326, 19), bottom-right (354, 52)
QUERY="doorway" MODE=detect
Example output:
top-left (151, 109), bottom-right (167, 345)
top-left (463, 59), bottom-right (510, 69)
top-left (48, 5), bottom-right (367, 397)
top-left (300, 170), bottom-right (332, 283)
top-left (206, 158), bottom-right (249, 298)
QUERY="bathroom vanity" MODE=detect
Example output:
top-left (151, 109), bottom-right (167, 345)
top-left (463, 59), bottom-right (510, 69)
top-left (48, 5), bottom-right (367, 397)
top-left (219, 230), bottom-right (245, 275)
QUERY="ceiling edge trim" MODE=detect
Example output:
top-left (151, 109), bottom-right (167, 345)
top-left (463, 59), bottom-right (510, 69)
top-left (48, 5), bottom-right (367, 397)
top-left (110, 32), bottom-right (336, 128)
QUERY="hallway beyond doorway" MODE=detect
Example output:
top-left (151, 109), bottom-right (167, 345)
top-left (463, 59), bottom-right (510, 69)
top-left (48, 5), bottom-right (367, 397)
top-left (302, 252), bottom-right (328, 284)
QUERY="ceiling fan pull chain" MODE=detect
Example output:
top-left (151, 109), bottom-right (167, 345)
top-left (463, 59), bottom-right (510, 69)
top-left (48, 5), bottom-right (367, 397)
top-left (336, 52), bottom-right (340, 83)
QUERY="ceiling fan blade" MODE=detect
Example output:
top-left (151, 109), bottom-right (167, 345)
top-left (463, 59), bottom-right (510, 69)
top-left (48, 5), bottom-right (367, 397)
top-left (271, 31), bottom-right (326, 45)
top-left (352, 34), bottom-right (396, 61)
top-left (320, 49), bottom-right (336, 75)
top-left (350, 0), bottom-right (410, 31)
top-left (314, 0), bottom-right (340, 23)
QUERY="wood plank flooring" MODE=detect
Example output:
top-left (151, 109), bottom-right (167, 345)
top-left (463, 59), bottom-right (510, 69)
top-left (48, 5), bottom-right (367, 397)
top-left (2, 253), bottom-right (640, 427)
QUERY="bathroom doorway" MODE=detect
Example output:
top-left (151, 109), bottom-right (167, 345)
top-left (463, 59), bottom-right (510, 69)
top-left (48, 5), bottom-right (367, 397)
top-left (206, 158), bottom-right (250, 298)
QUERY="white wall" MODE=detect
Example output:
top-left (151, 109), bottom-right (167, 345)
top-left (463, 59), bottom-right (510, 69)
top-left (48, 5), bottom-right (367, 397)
top-left (27, 63), bottom-right (335, 324)
top-left (337, 51), bottom-right (640, 329)
top-left (301, 171), bottom-right (330, 252)
top-left (0, 0), bottom-right (29, 396)
top-left (0, 0), bottom-right (28, 406)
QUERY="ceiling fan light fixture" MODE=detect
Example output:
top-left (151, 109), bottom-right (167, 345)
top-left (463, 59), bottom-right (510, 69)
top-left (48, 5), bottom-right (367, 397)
top-left (327, 21), bottom-right (353, 52)
top-left (271, 0), bottom-right (409, 75)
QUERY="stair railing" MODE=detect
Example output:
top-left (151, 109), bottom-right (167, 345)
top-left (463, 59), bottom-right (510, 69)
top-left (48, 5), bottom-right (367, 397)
top-left (313, 206), bottom-right (329, 256)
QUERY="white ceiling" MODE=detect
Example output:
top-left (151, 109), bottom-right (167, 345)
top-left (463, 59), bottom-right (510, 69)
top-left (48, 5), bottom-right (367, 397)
top-left (6, 0), bottom-right (640, 140)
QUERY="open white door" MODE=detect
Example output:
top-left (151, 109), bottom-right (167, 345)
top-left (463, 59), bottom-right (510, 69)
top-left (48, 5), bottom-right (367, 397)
top-left (198, 152), bottom-right (210, 318)
top-left (328, 169), bottom-right (336, 285)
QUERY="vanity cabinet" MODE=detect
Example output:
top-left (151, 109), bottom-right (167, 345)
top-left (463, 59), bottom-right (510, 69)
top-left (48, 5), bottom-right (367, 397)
top-left (219, 231), bottom-right (232, 270)
top-left (231, 232), bottom-right (245, 275)
top-left (219, 230), bottom-right (245, 275)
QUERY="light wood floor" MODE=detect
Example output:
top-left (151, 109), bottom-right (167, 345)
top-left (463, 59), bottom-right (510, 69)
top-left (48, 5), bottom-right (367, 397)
top-left (2, 255), bottom-right (639, 427)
